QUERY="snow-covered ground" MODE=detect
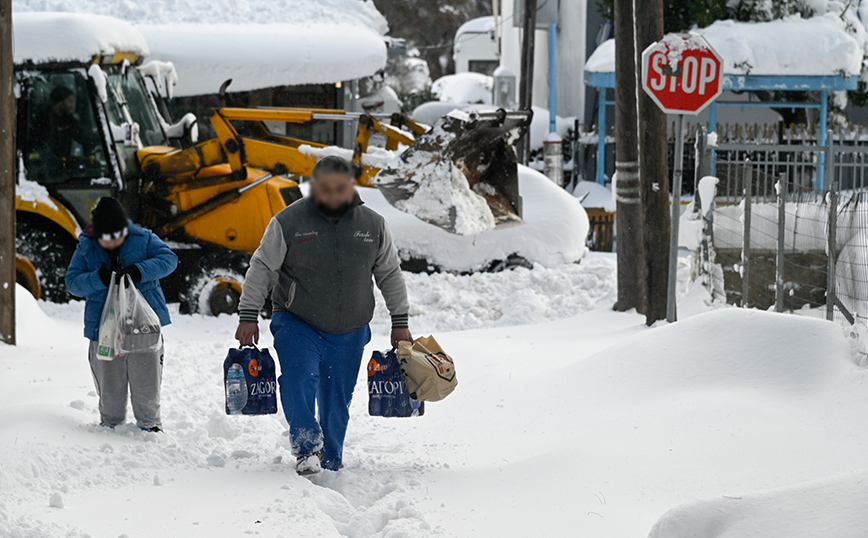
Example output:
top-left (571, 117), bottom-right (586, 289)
top-left (3, 253), bottom-right (868, 538)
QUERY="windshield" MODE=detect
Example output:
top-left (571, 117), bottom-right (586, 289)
top-left (21, 69), bottom-right (111, 185)
top-left (104, 67), bottom-right (165, 146)
top-left (103, 66), bottom-right (167, 178)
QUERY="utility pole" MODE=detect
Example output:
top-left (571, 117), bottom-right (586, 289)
top-left (612, 0), bottom-right (646, 313)
top-left (0, 0), bottom-right (15, 345)
top-left (517, 0), bottom-right (537, 165)
top-left (635, 0), bottom-right (670, 325)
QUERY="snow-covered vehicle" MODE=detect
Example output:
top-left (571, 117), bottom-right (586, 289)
top-left (13, 12), bottom-right (588, 314)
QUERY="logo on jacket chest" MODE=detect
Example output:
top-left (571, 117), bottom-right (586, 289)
top-left (354, 230), bottom-right (375, 243)
top-left (294, 230), bottom-right (318, 245)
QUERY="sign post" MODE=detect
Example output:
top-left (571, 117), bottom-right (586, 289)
top-left (641, 33), bottom-right (723, 322)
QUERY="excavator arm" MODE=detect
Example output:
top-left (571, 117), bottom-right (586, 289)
top-left (139, 107), bottom-right (412, 186)
top-left (137, 105), bottom-right (532, 236)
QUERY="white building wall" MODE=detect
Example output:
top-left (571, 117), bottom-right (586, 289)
top-left (498, 0), bottom-right (588, 122)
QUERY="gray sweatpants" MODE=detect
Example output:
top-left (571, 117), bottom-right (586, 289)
top-left (88, 340), bottom-right (164, 429)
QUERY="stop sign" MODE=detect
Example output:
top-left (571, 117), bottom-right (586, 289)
top-left (641, 34), bottom-right (723, 115)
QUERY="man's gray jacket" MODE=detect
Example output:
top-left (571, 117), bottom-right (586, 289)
top-left (238, 194), bottom-right (409, 334)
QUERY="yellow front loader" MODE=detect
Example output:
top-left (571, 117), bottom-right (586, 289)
top-left (14, 40), bottom-right (531, 315)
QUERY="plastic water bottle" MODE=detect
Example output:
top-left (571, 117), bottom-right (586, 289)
top-left (226, 364), bottom-right (247, 415)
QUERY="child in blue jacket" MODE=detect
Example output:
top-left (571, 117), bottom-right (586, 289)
top-left (66, 197), bottom-right (178, 432)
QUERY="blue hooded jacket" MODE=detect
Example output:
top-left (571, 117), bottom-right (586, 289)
top-left (66, 222), bottom-right (179, 341)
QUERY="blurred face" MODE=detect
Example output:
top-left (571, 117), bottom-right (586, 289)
top-left (310, 171), bottom-right (355, 210)
top-left (97, 236), bottom-right (126, 250)
top-left (52, 95), bottom-right (75, 117)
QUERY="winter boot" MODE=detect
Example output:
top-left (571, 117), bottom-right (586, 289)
top-left (142, 426), bottom-right (162, 433)
top-left (296, 451), bottom-right (323, 476)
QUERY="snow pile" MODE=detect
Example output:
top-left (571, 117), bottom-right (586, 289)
top-left (432, 72), bottom-right (493, 104)
top-left (12, 12), bottom-right (149, 64)
top-left (586, 15), bottom-right (862, 77)
top-left (364, 165), bottom-right (589, 271)
top-left (374, 111), bottom-right (499, 236)
top-left (371, 255), bottom-right (617, 334)
top-left (384, 158), bottom-right (496, 236)
top-left (16, 175), bottom-right (57, 210)
top-left (136, 23), bottom-right (387, 96)
top-left (649, 471), bottom-right (868, 538)
top-left (678, 204), bottom-right (704, 250)
top-left (573, 180), bottom-right (615, 212)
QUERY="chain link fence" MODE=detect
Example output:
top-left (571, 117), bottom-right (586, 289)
top-left (700, 135), bottom-right (868, 332)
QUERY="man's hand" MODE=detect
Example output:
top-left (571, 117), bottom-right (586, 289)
top-left (236, 322), bottom-right (260, 347)
top-left (391, 328), bottom-right (413, 349)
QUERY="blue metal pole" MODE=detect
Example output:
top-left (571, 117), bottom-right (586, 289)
top-left (818, 89), bottom-right (827, 192)
top-left (597, 89), bottom-right (606, 184)
top-left (548, 23), bottom-right (557, 133)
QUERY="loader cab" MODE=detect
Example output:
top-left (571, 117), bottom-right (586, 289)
top-left (17, 61), bottom-right (171, 222)
top-left (17, 67), bottom-right (117, 223)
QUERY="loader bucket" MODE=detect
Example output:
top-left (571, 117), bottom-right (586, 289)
top-left (374, 108), bottom-right (532, 235)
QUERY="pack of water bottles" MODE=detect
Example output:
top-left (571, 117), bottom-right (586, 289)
top-left (223, 346), bottom-right (278, 415)
top-left (367, 349), bottom-right (424, 418)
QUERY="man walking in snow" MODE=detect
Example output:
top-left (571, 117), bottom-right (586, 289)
top-left (235, 155), bottom-right (412, 475)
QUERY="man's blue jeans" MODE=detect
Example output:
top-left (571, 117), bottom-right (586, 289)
top-left (270, 312), bottom-right (371, 471)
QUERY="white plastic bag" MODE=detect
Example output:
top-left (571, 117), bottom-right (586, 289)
top-left (115, 273), bottom-right (162, 355)
top-left (96, 275), bottom-right (121, 361)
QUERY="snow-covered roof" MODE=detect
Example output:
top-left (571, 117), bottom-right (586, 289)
top-left (13, 0), bottom-right (389, 95)
top-left (455, 16), bottom-right (496, 39)
top-left (585, 15), bottom-right (862, 77)
top-left (13, 12), bottom-right (149, 65)
top-left (138, 23), bottom-right (387, 96)
top-left (12, 0), bottom-right (388, 34)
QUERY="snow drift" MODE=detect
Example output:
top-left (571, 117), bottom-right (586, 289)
top-left (648, 471), bottom-right (868, 538)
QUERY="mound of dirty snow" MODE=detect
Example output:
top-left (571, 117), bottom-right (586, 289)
top-left (360, 165), bottom-right (589, 271)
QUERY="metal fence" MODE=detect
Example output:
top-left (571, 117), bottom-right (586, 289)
top-left (701, 145), bottom-right (868, 328)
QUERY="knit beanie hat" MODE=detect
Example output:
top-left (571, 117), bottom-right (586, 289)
top-left (91, 197), bottom-right (129, 240)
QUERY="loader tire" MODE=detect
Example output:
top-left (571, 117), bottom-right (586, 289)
top-left (179, 251), bottom-right (250, 317)
top-left (16, 218), bottom-right (76, 303)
